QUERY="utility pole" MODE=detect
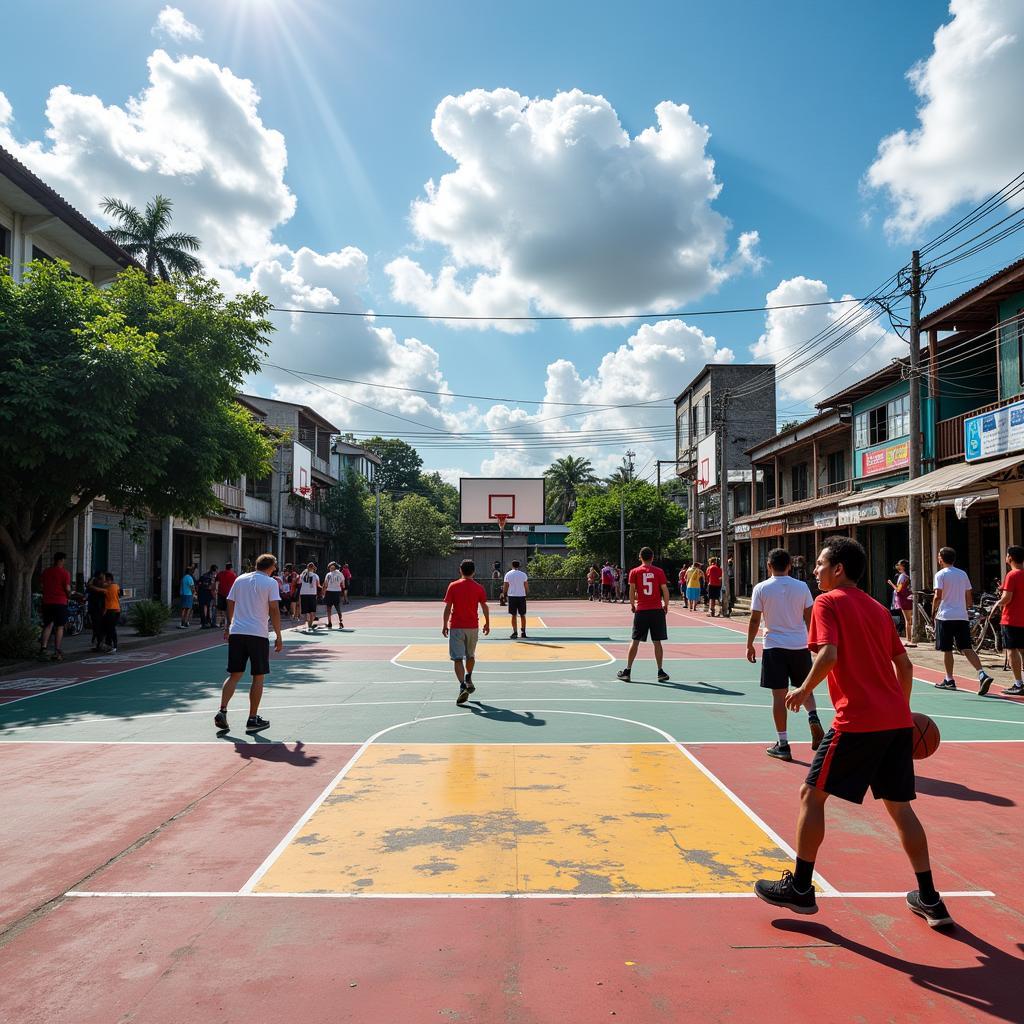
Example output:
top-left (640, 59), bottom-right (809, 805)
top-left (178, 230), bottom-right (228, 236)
top-left (619, 449), bottom-right (635, 570)
top-left (717, 392), bottom-right (730, 616)
top-left (908, 250), bottom-right (923, 641)
top-left (374, 477), bottom-right (381, 597)
top-left (275, 443), bottom-right (287, 567)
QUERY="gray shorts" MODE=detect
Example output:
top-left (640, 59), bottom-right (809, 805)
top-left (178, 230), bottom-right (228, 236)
top-left (448, 628), bottom-right (479, 661)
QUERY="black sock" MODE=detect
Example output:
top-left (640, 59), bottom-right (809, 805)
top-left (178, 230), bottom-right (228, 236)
top-left (915, 870), bottom-right (939, 904)
top-left (793, 857), bottom-right (815, 891)
top-left (219, 706), bottom-right (227, 714)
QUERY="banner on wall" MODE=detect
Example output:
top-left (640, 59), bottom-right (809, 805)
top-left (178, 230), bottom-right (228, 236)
top-left (965, 398), bottom-right (1024, 462)
top-left (861, 441), bottom-right (909, 478)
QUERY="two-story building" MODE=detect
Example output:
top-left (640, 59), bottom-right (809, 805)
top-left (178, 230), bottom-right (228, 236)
top-left (331, 438), bottom-right (381, 486)
top-left (674, 363), bottom-right (777, 573)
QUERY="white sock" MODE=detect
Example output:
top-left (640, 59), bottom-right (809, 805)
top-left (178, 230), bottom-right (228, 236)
top-left (777, 731), bottom-right (788, 745)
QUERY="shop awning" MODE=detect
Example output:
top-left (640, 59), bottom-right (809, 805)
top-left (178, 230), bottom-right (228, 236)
top-left (852, 454), bottom-right (1022, 500)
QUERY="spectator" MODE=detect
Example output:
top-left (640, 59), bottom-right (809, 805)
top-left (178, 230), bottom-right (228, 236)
top-left (601, 561), bottom-right (615, 602)
top-left (706, 557), bottom-right (724, 617)
top-left (586, 565), bottom-right (598, 602)
top-left (298, 562), bottom-right (321, 633)
top-left (341, 561), bottom-right (352, 604)
top-left (887, 559), bottom-right (915, 647)
top-left (685, 562), bottom-right (704, 611)
top-left (101, 572), bottom-right (121, 653)
top-left (178, 565), bottom-right (197, 629)
top-left (994, 545), bottom-right (1024, 696)
top-left (86, 571), bottom-right (107, 652)
top-left (38, 551), bottom-right (72, 661)
top-left (198, 565), bottom-right (216, 629)
top-left (215, 562), bottom-right (237, 629)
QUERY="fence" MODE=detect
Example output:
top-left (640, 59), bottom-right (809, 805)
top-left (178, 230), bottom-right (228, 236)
top-left (349, 576), bottom-right (589, 600)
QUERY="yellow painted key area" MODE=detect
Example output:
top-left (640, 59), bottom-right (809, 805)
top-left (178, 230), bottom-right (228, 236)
top-left (397, 641), bottom-right (609, 662)
top-left (256, 744), bottom-right (790, 894)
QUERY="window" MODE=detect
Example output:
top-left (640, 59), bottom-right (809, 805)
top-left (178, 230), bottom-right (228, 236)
top-left (702, 393), bottom-right (711, 438)
top-left (887, 394), bottom-right (909, 439)
top-left (1016, 311), bottom-right (1024, 388)
top-left (826, 450), bottom-right (845, 486)
top-left (791, 463), bottom-right (809, 502)
top-left (733, 486), bottom-right (751, 517)
top-left (0, 225), bottom-right (10, 272)
top-left (854, 393), bottom-right (910, 449)
top-left (245, 473), bottom-right (272, 500)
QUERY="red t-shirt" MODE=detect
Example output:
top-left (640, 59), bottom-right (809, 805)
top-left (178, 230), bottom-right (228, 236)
top-left (216, 569), bottom-right (237, 595)
top-left (629, 564), bottom-right (668, 611)
top-left (444, 577), bottom-right (488, 629)
top-left (40, 565), bottom-right (71, 605)
top-left (706, 564), bottom-right (723, 587)
top-left (807, 586), bottom-right (911, 732)
top-left (1001, 568), bottom-right (1024, 627)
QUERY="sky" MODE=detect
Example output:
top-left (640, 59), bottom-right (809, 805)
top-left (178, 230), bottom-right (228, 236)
top-left (3, 0), bottom-right (1023, 485)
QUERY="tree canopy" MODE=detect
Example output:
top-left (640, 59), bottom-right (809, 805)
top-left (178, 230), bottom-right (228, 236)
top-left (0, 260), bottom-right (275, 623)
top-left (544, 455), bottom-right (597, 523)
top-left (101, 195), bottom-right (202, 281)
top-left (362, 436), bottom-right (424, 493)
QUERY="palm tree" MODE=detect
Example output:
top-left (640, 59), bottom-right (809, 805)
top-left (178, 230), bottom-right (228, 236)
top-left (545, 455), bottom-right (598, 523)
top-left (101, 195), bottom-right (202, 281)
top-left (604, 459), bottom-right (634, 487)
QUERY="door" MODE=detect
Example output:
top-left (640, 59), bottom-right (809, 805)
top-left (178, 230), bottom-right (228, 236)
top-left (91, 528), bottom-right (109, 575)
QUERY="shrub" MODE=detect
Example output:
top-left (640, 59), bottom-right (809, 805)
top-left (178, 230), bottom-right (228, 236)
top-left (129, 600), bottom-right (171, 637)
top-left (0, 623), bottom-right (39, 660)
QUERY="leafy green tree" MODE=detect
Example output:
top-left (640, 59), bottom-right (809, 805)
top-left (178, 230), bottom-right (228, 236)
top-left (362, 436), bottom-right (424, 493)
top-left (0, 260), bottom-right (275, 624)
top-left (544, 455), bottom-right (598, 523)
top-left (566, 482), bottom-right (686, 565)
top-left (101, 195), bottom-right (202, 282)
top-left (416, 471), bottom-right (460, 526)
top-left (526, 552), bottom-right (592, 578)
top-left (386, 493), bottom-right (454, 583)
top-left (322, 468), bottom-right (375, 576)
top-left (604, 460), bottom-right (634, 486)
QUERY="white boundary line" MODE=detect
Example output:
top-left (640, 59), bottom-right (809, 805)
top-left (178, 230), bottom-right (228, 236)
top-left (389, 642), bottom-right (617, 675)
top-left (65, 889), bottom-right (994, 900)
top-left (7, 737), bottom-right (1023, 746)
top-left (238, 708), bottom-right (839, 897)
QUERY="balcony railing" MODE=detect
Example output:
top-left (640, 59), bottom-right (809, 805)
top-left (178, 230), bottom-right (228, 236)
top-left (936, 395), bottom-right (1011, 463)
top-left (311, 453), bottom-right (334, 478)
top-left (213, 482), bottom-right (244, 511)
top-left (819, 478), bottom-right (852, 497)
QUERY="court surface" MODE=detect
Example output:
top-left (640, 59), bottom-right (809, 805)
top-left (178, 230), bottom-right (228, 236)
top-left (1, 599), bottom-right (1022, 1023)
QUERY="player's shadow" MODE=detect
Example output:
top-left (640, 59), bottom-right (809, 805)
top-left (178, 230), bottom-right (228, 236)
top-left (772, 919), bottom-right (1024, 1024)
top-left (223, 739), bottom-right (322, 766)
top-left (467, 702), bottom-right (546, 727)
top-left (914, 775), bottom-right (1015, 806)
top-left (626, 678), bottom-right (744, 696)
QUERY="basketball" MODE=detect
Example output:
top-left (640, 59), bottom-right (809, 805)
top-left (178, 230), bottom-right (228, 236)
top-left (911, 712), bottom-right (940, 760)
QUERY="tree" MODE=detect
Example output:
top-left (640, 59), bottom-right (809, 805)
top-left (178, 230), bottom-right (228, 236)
top-left (0, 261), bottom-right (275, 624)
top-left (101, 195), bottom-right (202, 282)
top-left (604, 460), bottom-right (634, 487)
top-left (362, 437), bottom-right (423, 493)
top-left (386, 494), bottom-right (454, 583)
top-left (322, 468), bottom-right (374, 576)
top-left (544, 455), bottom-right (598, 523)
top-left (779, 419), bottom-right (803, 433)
top-left (566, 482), bottom-right (686, 564)
top-left (416, 471), bottom-right (460, 527)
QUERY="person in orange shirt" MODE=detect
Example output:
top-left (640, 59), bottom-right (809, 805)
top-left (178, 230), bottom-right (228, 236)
top-left (101, 572), bottom-right (121, 653)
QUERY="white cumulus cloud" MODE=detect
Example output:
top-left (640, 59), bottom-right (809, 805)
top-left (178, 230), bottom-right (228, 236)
top-left (154, 6), bottom-right (203, 43)
top-left (866, 0), bottom-right (1024, 239)
top-left (751, 277), bottom-right (904, 404)
top-left (387, 88), bottom-right (761, 328)
top-left (0, 50), bottom-right (294, 268)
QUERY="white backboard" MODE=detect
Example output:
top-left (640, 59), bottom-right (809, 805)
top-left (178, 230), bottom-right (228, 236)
top-left (292, 442), bottom-right (313, 497)
top-left (696, 432), bottom-right (717, 495)
top-left (460, 478), bottom-right (546, 525)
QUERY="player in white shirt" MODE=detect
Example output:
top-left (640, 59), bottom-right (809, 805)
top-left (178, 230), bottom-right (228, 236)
top-left (502, 560), bottom-right (530, 639)
top-left (321, 561), bottom-right (345, 629)
top-left (746, 548), bottom-right (824, 761)
top-left (931, 546), bottom-right (995, 693)
top-left (298, 562), bottom-right (321, 633)
top-left (214, 553), bottom-right (283, 734)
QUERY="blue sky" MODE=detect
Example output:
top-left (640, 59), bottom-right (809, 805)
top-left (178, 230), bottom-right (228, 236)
top-left (3, 0), bottom-right (1021, 480)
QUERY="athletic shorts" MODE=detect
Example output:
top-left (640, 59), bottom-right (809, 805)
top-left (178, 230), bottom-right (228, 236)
top-left (217, 596), bottom-right (228, 611)
top-left (707, 585), bottom-right (722, 600)
top-left (1001, 624), bottom-right (1024, 650)
top-left (279, 599), bottom-right (290, 614)
top-left (226, 634), bottom-right (271, 676)
top-left (198, 591), bottom-right (212, 606)
top-left (507, 595), bottom-right (527, 616)
top-left (806, 727), bottom-right (915, 804)
top-left (324, 591), bottom-right (342, 609)
top-left (685, 587), bottom-right (701, 602)
top-left (448, 628), bottom-right (479, 661)
top-left (41, 603), bottom-right (69, 627)
top-left (632, 608), bottom-right (668, 642)
top-left (935, 619), bottom-right (971, 652)
top-left (760, 647), bottom-right (813, 689)
top-left (602, 583), bottom-right (614, 598)
top-left (180, 595), bottom-right (194, 609)
top-left (300, 594), bottom-right (318, 614)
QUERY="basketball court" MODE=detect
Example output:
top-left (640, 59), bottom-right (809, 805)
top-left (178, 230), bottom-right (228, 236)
top-left (1, 595), bottom-right (1022, 1023)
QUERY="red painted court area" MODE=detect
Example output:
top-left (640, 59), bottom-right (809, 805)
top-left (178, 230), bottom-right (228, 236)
top-left (1, 599), bottom-right (1022, 1023)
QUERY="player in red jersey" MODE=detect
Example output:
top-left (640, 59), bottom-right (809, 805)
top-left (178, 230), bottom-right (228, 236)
top-left (442, 559), bottom-right (491, 706)
top-left (616, 547), bottom-right (671, 683)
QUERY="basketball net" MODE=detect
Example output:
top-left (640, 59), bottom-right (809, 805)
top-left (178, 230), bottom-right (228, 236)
top-left (495, 513), bottom-right (510, 533)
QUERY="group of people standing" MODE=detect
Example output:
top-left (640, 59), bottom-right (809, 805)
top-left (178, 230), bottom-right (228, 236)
top-left (178, 564), bottom-right (238, 630)
top-left (276, 561), bottom-right (350, 633)
top-left (586, 562), bottom-right (630, 602)
top-left (678, 556), bottom-right (728, 616)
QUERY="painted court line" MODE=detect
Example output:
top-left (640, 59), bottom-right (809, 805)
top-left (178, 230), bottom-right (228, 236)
top-left (65, 890), bottom-right (994, 900)
top-left (389, 643), bottom-right (617, 675)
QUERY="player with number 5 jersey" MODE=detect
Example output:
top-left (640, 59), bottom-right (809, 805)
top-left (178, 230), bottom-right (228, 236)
top-left (617, 546), bottom-right (671, 683)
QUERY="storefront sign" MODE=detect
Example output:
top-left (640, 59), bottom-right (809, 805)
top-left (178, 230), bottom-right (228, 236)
top-left (861, 441), bottom-right (909, 478)
top-left (732, 523), bottom-right (751, 536)
top-left (813, 511), bottom-right (838, 529)
top-left (751, 520), bottom-right (785, 540)
top-left (838, 506), bottom-right (860, 525)
top-left (858, 501), bottom-right (881, 521)
top-left (883, 496), bottom-right (908, 518)
top-left (965, 397), bottom-right (1024, 462)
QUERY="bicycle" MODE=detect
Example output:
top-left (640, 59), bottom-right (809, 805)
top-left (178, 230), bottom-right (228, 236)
top-left (970, 594), bottom-right (1002, 655)
top-left (912, 591), bottom-right (936, 644)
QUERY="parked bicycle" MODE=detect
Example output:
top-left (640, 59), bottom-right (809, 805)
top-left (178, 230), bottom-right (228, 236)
top-left (970, 591), bottom-right (1002, 654)
top-left (64, 592), bottom-right (87, 637)
top-left (912, 590), bottom-right (936, 644)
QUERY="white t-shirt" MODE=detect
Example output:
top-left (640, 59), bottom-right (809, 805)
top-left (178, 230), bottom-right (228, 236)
top-left (750, 574), bottom-right (814, 650)
top-left (934, 566), bottom-right (971, 621)
top-left (324, 570), bottom-right (344, 592)
top-left (504, 569), bottom-right (528, 597)
top-left (227, 572), bottom-right (281, 637)
top-left (299, 572), bottom-right (320, 596)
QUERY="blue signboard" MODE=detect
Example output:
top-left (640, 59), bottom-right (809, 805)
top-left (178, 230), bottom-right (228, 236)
top-left (965, 398), bottom-right (1024, 462)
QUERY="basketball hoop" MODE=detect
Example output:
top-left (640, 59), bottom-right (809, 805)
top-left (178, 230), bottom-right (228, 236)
top-left (494, 513), bottom-right (510, 533)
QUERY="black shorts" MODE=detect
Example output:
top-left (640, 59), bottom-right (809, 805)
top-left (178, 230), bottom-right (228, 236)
top-left (300, 594), bottom-right (318, 614)
top-left (324, 591), bottom-right (342, 609)
top-left (41, 603), bottom-right (69, 627)
top-left (602, 583), bottom-right (614, 597)
top-left (806, 727), bottom-right (915, 804)
top-left (760, 647), bottom-right (812, 689)
top-left (217, 595), bottom-right (228, 611)
top-left (1001, 624), bottom-right (1024, 650)
top-left (935, 619), bottom-right (971, 652)
top-left (508, 595), bottom-right (527, 615)
top-left (227, 634), bottom-right (271, 676)
top-left (632, 608), bottom-right (668, 642)
top-left (707, 585), bottom-right (722, 600)
top-left (198, 591), bottom-right (213, 606)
